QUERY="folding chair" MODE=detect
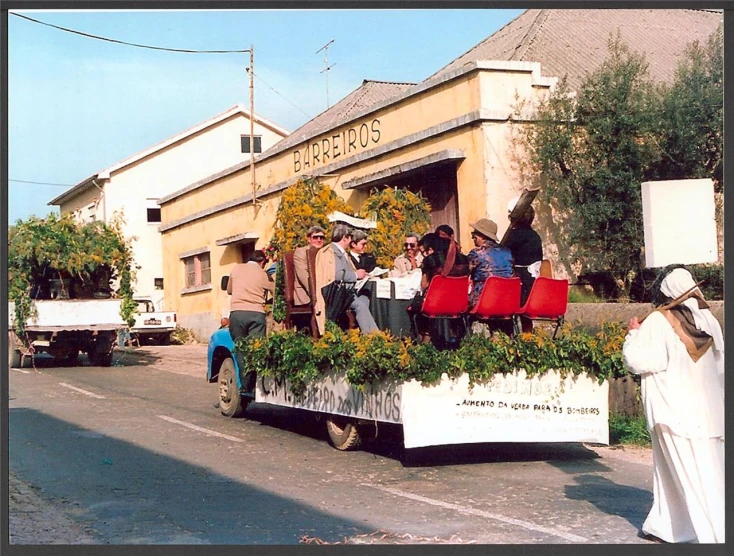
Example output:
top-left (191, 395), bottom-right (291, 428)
top-left (282, 250), bottom-right (318, 338)
top-left (417, 275), bottom-right (470, 349)
top-left (468, 276), bottom-right (522, 336)
top-left (515, 277), bottom-right (569, 338)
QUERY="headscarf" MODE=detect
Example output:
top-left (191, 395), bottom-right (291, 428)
top-left (653, 267), bottom-right (724, 361)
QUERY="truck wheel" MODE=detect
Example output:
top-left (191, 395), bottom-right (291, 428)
top-left (63, 350), bottom-right (79, 367)
top-left (326, 416), bottom-right (362, 451)
top-left (90, 350), bottom-right (113, 367)
top-left (9, 346), bottom-right (22, 368)
top-left (218, 357), bottom-right (246, 418)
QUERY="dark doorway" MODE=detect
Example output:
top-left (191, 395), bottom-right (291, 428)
top-left (377, 163), bottom-right (460, 236)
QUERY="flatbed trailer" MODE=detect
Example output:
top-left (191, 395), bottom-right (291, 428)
top-left (207, 327), bottom-right (609, 451)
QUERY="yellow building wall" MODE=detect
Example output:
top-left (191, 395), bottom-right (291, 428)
top-left (161, 62), bottom-right (558, 338)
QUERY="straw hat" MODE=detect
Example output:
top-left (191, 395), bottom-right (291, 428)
top-left (469, 218), bottom-right (499, 242)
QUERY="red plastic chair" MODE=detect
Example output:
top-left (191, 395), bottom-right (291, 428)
top-left (469, 276), bottom-right (522, 335)
top-left (417, 275), bottom-right (470, 348)
top-left (515, 277), bottom-right (569, 338)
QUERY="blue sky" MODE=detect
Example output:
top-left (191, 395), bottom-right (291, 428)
top-left (7, 8), bottom-right (524, 224)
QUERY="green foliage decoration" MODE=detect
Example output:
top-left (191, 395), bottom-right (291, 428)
top-left (235, 322), bottom-right (629, 397)
top-left (269, 177), bottom-right (352, 254)
top-left (8, 212), bottom-right (137, 335)
top-left (359, 187), bottom-right (432, 269)
top-left (271, 258), bottom-right (286, 323)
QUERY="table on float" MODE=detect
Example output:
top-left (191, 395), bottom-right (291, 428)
top-left (359, 274), bottom-right (420, 338)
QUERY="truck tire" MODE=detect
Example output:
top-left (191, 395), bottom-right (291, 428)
top-left (218, 357), bottom-right (246, 418)
top-left (9, 346), bottom-right (22, 368)
top-left (62, 350), bottom-right (79, 367)
top-left (326, 416), bottom-right (362, 451)
top-left (90, 350), bottom-right (113, 367)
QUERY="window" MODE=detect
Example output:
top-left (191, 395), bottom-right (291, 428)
top-left (154, 278), bottom-right (164, 290)
top-left (184, 252), bottom-right (211, 288)
top-left (241, 135), bottom-right (262, 154)
top-left (147, 208), bottom-right (162, 223)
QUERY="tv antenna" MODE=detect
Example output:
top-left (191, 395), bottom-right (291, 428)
top-left (316, 39), bottom-right (336, 108)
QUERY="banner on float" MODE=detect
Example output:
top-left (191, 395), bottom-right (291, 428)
top-left (257, 374), bottom-right (403, 424)
top-left (401, 370), bottom-right (609, 448)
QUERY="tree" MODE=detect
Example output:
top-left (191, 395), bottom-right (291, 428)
top-left (520, 35), bottom-right (660, 299)
top-left (651, 25), bottom-right (723, 191)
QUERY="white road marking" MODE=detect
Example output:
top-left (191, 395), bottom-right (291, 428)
top-left (363, 484), bottom-right (588, 543)
top-left (58, 383), bottom-right (106, 399)
top-left (157, 415), bottom-right (244, 443)
top-left (11, 368), bottom-right (31, 374)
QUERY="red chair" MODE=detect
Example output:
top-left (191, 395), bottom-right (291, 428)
top-left (469, 276), bottom-right (522, 336)
top-left (417, 275), bottom-right (470, 348)
top-left (515, 277), bottom-right (569, 338)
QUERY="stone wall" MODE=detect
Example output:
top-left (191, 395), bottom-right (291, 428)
top-left (566, 301), bottom-right (724, 417)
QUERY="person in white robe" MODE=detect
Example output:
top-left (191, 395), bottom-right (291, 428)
top-left (623, 267), bottom-right (724, 543)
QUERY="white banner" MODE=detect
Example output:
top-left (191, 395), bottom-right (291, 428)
top-left (401, 370), bottom-right (609, 448)
top-left (257, 374), bottom-right (403, 424)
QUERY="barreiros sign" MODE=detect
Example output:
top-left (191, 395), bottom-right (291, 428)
top-left (293, 118), bottom-right (382, 173)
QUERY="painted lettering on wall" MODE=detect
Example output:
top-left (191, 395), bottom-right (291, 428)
top-left (293, 119), bottom-right (381, 173)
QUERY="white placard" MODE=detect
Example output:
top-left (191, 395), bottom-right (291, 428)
top-left (392, 271), bottom-right (422, 300)
top-left (401, 370), bottom-right (609, 448)
top-left (641, 178), bottom-right (718, 267)
top-left (374, 279), bottom-right (393, 299)
top-left (257, 373), bottom-right (403, 424)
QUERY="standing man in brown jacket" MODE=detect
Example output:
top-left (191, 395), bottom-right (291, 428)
top-left (227, 249), bottom-right (274, 397)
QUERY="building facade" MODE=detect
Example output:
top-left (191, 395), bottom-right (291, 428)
top-left (158, 8), bottom-right (721, 340)
top-left (49, 105), bottom-right (289, 309)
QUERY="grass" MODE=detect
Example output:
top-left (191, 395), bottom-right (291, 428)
top-left (609, 412), bottom-right (651, 446)
top-left (568, 287), bottom-right (604, 303)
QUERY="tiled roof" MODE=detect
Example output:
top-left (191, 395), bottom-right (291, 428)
top-left (426, 9), bottom-right (722, 90)
top-left (265, 80), bottom-right (415, 154)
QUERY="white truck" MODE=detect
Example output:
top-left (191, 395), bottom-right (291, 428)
top-left (8, 299), bottom-right (126, 368)
top-left (131, 298), bottom-right (177, 345)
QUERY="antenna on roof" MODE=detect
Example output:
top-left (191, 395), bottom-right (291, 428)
top-left (316, 39), bottom-right (336, 108)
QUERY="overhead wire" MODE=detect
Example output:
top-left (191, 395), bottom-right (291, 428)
top-left (12, 12), bottom-right (315, 119)
top-left (9, 178), bottom-right (76, 187)
top-left (11, 12), bottom-right (251, 54)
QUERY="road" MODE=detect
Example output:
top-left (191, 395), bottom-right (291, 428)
top-left (8, 345), bottom-right (658, 545)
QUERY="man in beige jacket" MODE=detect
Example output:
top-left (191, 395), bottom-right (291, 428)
top-left (227, 249), bottom-right (274, 396)
top-left (314, 224), bottom-right (378, 336)
top-left (293, 225), bottom-right (326, 306)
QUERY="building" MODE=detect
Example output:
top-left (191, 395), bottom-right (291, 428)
top-left (49, 104), bottom-right (289, 309)
top-left (157, 9), bottom-right (721, 340)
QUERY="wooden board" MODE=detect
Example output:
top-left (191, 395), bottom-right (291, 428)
top-left (500, 187), bottom-right (540, 245)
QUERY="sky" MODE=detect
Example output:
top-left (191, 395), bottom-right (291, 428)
top-left (7, 8), bottom-right (525, 224)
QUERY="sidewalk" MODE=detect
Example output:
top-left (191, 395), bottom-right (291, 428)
top-left (9, 472), bottom-right (96, 544)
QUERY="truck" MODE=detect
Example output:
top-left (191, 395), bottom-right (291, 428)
top-left (8, 299), bottom-right (126, 368)
top-left (131, 297), bottom-right (177, 345)
top-left (207, 326), bottom-right (610, 452)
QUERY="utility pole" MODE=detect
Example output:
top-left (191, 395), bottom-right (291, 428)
top-left (316, 39), bottom-right (336, 108)
top-left (248, 45), bottom-right (256, 204)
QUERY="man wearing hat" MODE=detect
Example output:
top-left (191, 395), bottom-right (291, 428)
top-left (293, 225), bottom-right (326, 305)
top-left (467, 217), bottom-right (514, 309)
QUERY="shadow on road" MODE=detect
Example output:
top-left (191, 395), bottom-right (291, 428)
top-left (564, 474), bottom-right (652, 530)
top-left (18, 348), bottom-right (162, 370)
top-left (8, 408), bottom-right (379, 544)
top-left (240, 403), bottom-right (611, 469)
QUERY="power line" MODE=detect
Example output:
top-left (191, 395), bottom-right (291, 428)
top-left (251, 71), bottom-right (312, 119)
top-left (9, 178), bottom-right (76, 187)
top-left (11, 13), bottom-right (250, 54)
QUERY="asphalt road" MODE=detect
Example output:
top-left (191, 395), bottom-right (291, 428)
top-left (9, 345), bottom-right (658, 545)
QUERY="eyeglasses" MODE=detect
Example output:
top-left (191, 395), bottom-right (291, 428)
top-left (311, 235), bottom-right (325, 240)
top-left (404, 242), bottom-right (417, 248)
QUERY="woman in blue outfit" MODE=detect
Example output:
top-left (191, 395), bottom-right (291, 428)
top-left (467, 218), bottom-right (514, 309)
